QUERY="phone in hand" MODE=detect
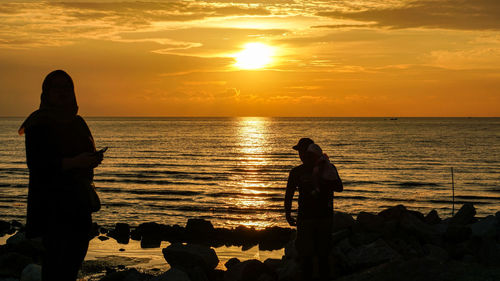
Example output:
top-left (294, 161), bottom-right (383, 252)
top-left (96, 147), bottom-right (108, 154)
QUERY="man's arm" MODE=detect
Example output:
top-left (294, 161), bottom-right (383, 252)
top-left (284, 169), bottom-right (297, 226)
top-left (331, 164), bottom-right (343, 192)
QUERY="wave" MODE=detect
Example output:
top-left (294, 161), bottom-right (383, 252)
top-left (97, 187), bottom-right (201, 196)
top-left (394, 181), bottom-right (440, 188)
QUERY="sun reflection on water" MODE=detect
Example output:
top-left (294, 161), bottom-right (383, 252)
top-left (228, 117), bottom-right (275, 229)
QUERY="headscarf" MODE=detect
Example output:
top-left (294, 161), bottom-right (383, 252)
top-left (19, 70), bottom-right (79, 135)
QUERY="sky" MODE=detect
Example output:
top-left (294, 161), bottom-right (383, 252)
top-left (1, 0), bottom-right (499, 117)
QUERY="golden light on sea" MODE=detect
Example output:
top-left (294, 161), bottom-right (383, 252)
top-left (233, 43), bottom-right (275, 70)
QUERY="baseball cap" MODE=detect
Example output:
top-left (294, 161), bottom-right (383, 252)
top-left (292, 138), bottom-right (314, 151)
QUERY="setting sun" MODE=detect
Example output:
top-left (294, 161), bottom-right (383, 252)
top-left (234, 43), bottom-right (274, 70)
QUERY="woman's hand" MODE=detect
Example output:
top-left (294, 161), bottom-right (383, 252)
top-left (62, 152), bottom-right (103, 170)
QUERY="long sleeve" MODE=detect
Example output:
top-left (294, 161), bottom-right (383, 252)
top-left (25, 124), bottom-right (62, 180)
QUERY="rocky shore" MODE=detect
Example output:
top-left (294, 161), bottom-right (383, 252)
top-left (1, 203), bottom-right (500, 281)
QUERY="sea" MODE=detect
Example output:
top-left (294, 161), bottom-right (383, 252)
top-left (1, 117), bottom-right (499, 229)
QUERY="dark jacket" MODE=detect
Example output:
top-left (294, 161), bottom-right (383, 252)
top-left (25, 116), bottom-right (95, 238)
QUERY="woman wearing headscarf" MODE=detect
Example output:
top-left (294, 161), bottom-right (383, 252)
top-left (19, 70), bottom-right (103, 281)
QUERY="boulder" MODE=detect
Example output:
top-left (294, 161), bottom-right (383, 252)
top-left (150, 268), bottom-right (191, 281)
top-left (186, 219), bottom-right (214, 234)
top-left (259, 227), bottom-right (293, 251)
top-left (449, 203), bottom-right (476, 225)
top-left (424, 210), bottom-right (441, 225)
top-left (108, 223), bottom-right (130, 244)
top-left (224, 259), bottom-right (269, 281)
top-left (6, 232), bottom-right (26, 245)
top-left (345, 239), bottom-right (400, 270)
top-left (224, 258), bottom-right (241, 270)
top-left (356, 212), bottom-right (384, 232)
top-left (134, 222), bottom-right (162, 248)
top-left (20, 264), bottom-right (41, 281)
top-left (0, 252), bottom-right (33, 278)
top-left (332, 212), bottom-right (356, 232)
top-left (377, 205), bottom-right (408, 221)
top-left (263, 258), bottom-right (282, 272)
top-left (444, 225), bottom-right (471, 244)
top-left (399, 212), bottom-right (439, 243)
top-left (475, 238), bottom-right (500, 266)
top-left (424, 244), bottom-right (449, 262)
top-left (0, 220), bottom-right (10, 235)
top-left (98, 236), bottom-right (110, 241)
top-left (276, 258), bottom-right (300, 281)
top-left (470, 215), bottom-right (498, 238)
top-left (162, 243), bottom-right (219, 273)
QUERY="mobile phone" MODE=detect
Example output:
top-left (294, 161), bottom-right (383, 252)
top-left (96, 147), bottom-right (108, 154)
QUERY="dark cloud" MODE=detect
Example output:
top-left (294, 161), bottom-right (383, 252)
top-left (318, 0), bottom-right (500, 30)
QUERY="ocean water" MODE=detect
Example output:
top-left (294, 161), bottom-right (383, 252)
top-left (0, 117), bottom-right (499, 229)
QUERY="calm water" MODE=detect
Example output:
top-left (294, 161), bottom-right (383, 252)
top-left (0, 117), bottom-right (499, 229)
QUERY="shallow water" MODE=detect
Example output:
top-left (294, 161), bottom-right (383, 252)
top-left (0, 117), bottom-right (499, 228)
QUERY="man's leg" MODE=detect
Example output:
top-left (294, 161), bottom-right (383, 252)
top-left (296, 219), bottom-right (315, 281)
top-left (316, 218), bottom-right (333, 281)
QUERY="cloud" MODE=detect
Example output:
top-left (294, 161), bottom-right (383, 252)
top-left (318, 0), bottom-right (500, 30)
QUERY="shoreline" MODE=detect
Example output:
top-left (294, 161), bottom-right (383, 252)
top-left (1, 203), bottom-right (500, 281)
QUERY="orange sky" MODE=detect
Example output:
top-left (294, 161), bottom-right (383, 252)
top-left (0, 0), bottom-right (499, 117)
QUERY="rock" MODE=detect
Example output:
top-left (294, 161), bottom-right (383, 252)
top-left (345, 239), bottom-right (400, 270)
top-left (377, 205), bottom-right (408, 221)
top-left (424, 244), bottom-right (449, 262)
top-left (263, 258), bottom-right (282, 272)
top-left (150, 268), bottom-right (191, 281)
top-left (11, 221), bottom-right (23, 229)
top-left (256, 273), bottom-right (275, 281)
top-left (108, 223), bottom-right (130, 244)
top-left (332, 229), bottom-right (350, 245)
top-left (186, 219), bottom-right (214, 234)
top-left (470, 215), bottom-right (498, 238)
top-left (20, 264), bottom-right (41, 281)
top-left (276, 258), bottom-right (300, 281)
top-left (449, 203), bottom-right (476, 225)
top-left (444, 225), bottom-right (471, 244)
top-left (475, 238), bottom-right (500, 266)
top-left (134, 222), bottom-right (162, 248)
top-left (399, 212), bottom-right (439, 243)
top-left (98, 235), bottom-right (110, 241)
top-left (224, 258), bottom-right (241, 270)
top-left (0, 220), bottom-right (10, 235)
top-left (259, 227), bottom-right (293, 251)
top-left (7, 232), bottom-right (26, 245)
top-left (0, 252), bottom-right (33, 278)
top-left (162, 243), bottom-right (219, 273)
top-left (424, 210), bottom-right (441, 225)
top-left (224, 259), bottom-right (269, 281)
top-left (90, 222), bottom-right (100, 239)
top-left (332, 212), bottom-right (356, 232)
top-left (356, 212), bottom-right (384, 232)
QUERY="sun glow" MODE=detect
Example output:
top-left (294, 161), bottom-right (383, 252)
top-left (234, 43), bottom-right (274, 70)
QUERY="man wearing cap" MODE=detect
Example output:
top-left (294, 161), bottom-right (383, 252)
top-left (285, 138), bottom-right (343, 281)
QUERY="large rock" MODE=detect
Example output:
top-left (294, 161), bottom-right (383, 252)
top-left (0, 252), bottom-right (33, 278)
top-left (162, 243), bottom-right (219, 273)
top-left (224, 258), bottom-right (241, 270)
top-left (356, 212), bottom-right (384, 233)
top-left (6, 232), bottom-right (26, 245)
top-left (259, 227), bottom-right (293, 251)
top-left (276, 258), bottom-right (300, 281)
top-left (133, 222), bottom-right (162, 248)
top-left (0, 220), bottom-right (11, 236)
top-left (449, 204), bottom-right (476, 225)
top-left (345, 239), bottom-right (400, 270)
top-left (333, 212), bottom-right (356, 232)
top-left (150, 268), bottom-right (191, 281)
top-left (100, 268), bottom-right (151, 281)
top-left (470, 215), bottom-right (498, 238)
top-left (399, 212), bottom-right (439, 243)
top-left (20, 264), bottom-right (41, 281)
top-left (424, 210), bottom-right (441, 225)
top-left (444, 225), bottom-right (471, 244)
top-left (224, 259), bottom-right (270, 281)
top-left (377, 205), bottom-right (408, 221)
top-left (108, 223), bottom-right (130, 244)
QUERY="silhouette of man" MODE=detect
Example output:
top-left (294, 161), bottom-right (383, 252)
top-left (285, 138), bottom-right (343, 281)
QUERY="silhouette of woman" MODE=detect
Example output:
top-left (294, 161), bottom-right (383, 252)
top-left (19, 70), bottom-right (103, 281)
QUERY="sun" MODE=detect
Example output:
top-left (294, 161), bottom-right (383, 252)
top-left (234, 43), bottom-right (274, 70)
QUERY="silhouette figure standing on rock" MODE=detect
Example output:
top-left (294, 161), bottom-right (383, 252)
top-left (19, 70), bottom-right (104, 281)
top-left (284, 138), bottom-right (343, 281)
